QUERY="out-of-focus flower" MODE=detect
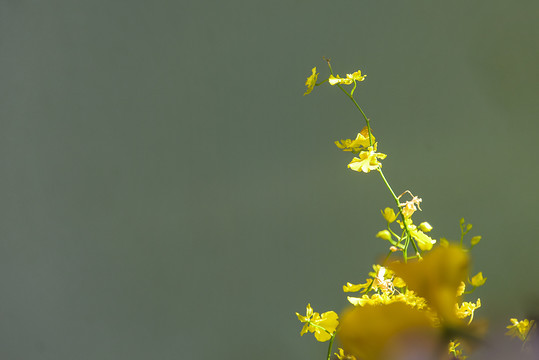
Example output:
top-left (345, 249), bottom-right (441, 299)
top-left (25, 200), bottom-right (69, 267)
top-left (389, 245), bottom-right (470, 326)
top-left (457, 281), bottom-right (466, 297)
top-left (335, 347), bottom-right (357, 360)
top-left (506, 318), bottom-right (536, 342)
top-left (296, 304), bottom-right (339, 342)
top-left (339, 302), bottom-right (439, 360)
top-left (456, 299), bottom-right (481, 324)
top-left (304, 67), bottom-right (319, 96)
top-left (449, 341), bottom-right (468, 359)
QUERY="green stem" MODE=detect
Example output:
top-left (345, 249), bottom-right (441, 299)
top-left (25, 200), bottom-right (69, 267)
top-left (326, 62), bottom-right (373, 146)
top-left (378, 168), bottom-right (418, 261)
top-left (326, 61), bottom-right (419, 261)
top-left (326, 333), bottom-right (336, 360)
top-left (316, 79), bottom-right (329, 86)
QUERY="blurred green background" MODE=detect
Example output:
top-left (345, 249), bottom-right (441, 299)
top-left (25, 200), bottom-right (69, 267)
top-left (1, 1), bottom-right (538, 359)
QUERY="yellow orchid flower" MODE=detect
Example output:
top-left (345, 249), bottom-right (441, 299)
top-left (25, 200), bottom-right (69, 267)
top-left (335, 348), bottom-right (357, 360)
top-left (449, 341), bottom-right (468, 359)
top-left (381, 207), bottom-right (397, 223)
top-left (506, 318), bottom-right (536, 342)
top-left (296, 304), bottom-right (338, 342)
top-left (335, 126), bottom-right (374, 153)
top-left (329, 70), bottom-right (366, 85)
top-left (304, 67), bottom-right (319, 96)
top-left (397, 219), bottom-right (436, 251)
top-left (456, 299), bottom-right (481, 324)
top-left (347, 144), bottom-right (386, 173)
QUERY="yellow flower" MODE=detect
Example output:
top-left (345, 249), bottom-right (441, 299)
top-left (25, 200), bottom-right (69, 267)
top-left (329, 70), bottom-right (367, 85)
top-left (456, 299), bottom-right (481, 324)
top-left (381, 207), bottom-right (397, 223)
top-left (376, 230), bottom-right (392, 241)
top-left (457, 281), bottom-right (466, 296)
top-left (347, 144), bottom-right (386, 173)
top-left (469, 272), bottom-right (487, 287)
top-left (449, 341), bottom-right (468, 359)
top-left (296, 304), bottom-right (339, 342)
top-left (398, 190), bottom-right (422, 218)
top-left (347, 291), bottom-right (427, 311)
top-left (335, 126), bottom-right (374, 153)
top-left (410, 227), bottom-right (436, 251)
top-left (339, 302), bottom-right (438, 360)
top-left (343, 281), bottom-right (370, 293)
top-left (304, 67), bottom-right (319, 96)
top-left (397, 219), bottom-right (436, 251)
top-left (419, 222), bottom-right (433, 232)
top-left (389, 245), bottom-right (470, 326)
top-left (335, 348), bottom-right (357, 360)
top-left (506, 318), bottom-right (536, 342)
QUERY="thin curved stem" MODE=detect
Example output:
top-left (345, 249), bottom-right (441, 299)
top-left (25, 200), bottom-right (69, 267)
top-left (326, 333), bottom-right (336, 360)
top-left (326, 60), bottom-right (419, 261)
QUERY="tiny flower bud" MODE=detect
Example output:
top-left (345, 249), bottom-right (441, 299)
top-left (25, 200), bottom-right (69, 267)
top-left (419, 222), bottom-right (433, 232)
top-left (376, 230), bottom-right (392, 241)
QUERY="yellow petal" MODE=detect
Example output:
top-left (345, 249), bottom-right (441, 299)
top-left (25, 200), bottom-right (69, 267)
top-left (339, 303), bottom-right (438, 360)
top-left (304, 67), bottom-right (319, 96)
top-left (381, 207), bottom-right (397, 223)
top-left (470, 272), bottom-right (487, 287)
top-left (419, 222), bottom-right (433, 232)
top-left (343, 282), bottom-right (369, 293)
top-left (389, 245), bottom-right (470, 326)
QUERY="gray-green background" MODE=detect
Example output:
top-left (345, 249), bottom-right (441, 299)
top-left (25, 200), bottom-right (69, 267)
top-left (1, 1), bottom-right (538, 359)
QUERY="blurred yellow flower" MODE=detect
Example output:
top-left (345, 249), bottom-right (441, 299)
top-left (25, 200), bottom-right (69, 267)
top-left (389, 245), bottom-right (470, 326)
top-left (506, 318), bottom-right (536, 342)
top-left (304, 67), bottom-right (318, 96)
top-left (457, 281), bottom-right (466, 296)
top-left (456, 299), bottom-right (481, 324)
top-left (296, 304), bottom-right (339, 342)
top-left (449, 341), bottom-right (468, 359)
top-left (335, 348), bottom-right (357, 360)
top-left (339, 302), bottom-right (439, 360)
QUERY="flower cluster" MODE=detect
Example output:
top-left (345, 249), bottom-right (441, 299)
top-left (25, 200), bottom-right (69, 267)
top-left (296, 60), bottom-right (534, 360)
